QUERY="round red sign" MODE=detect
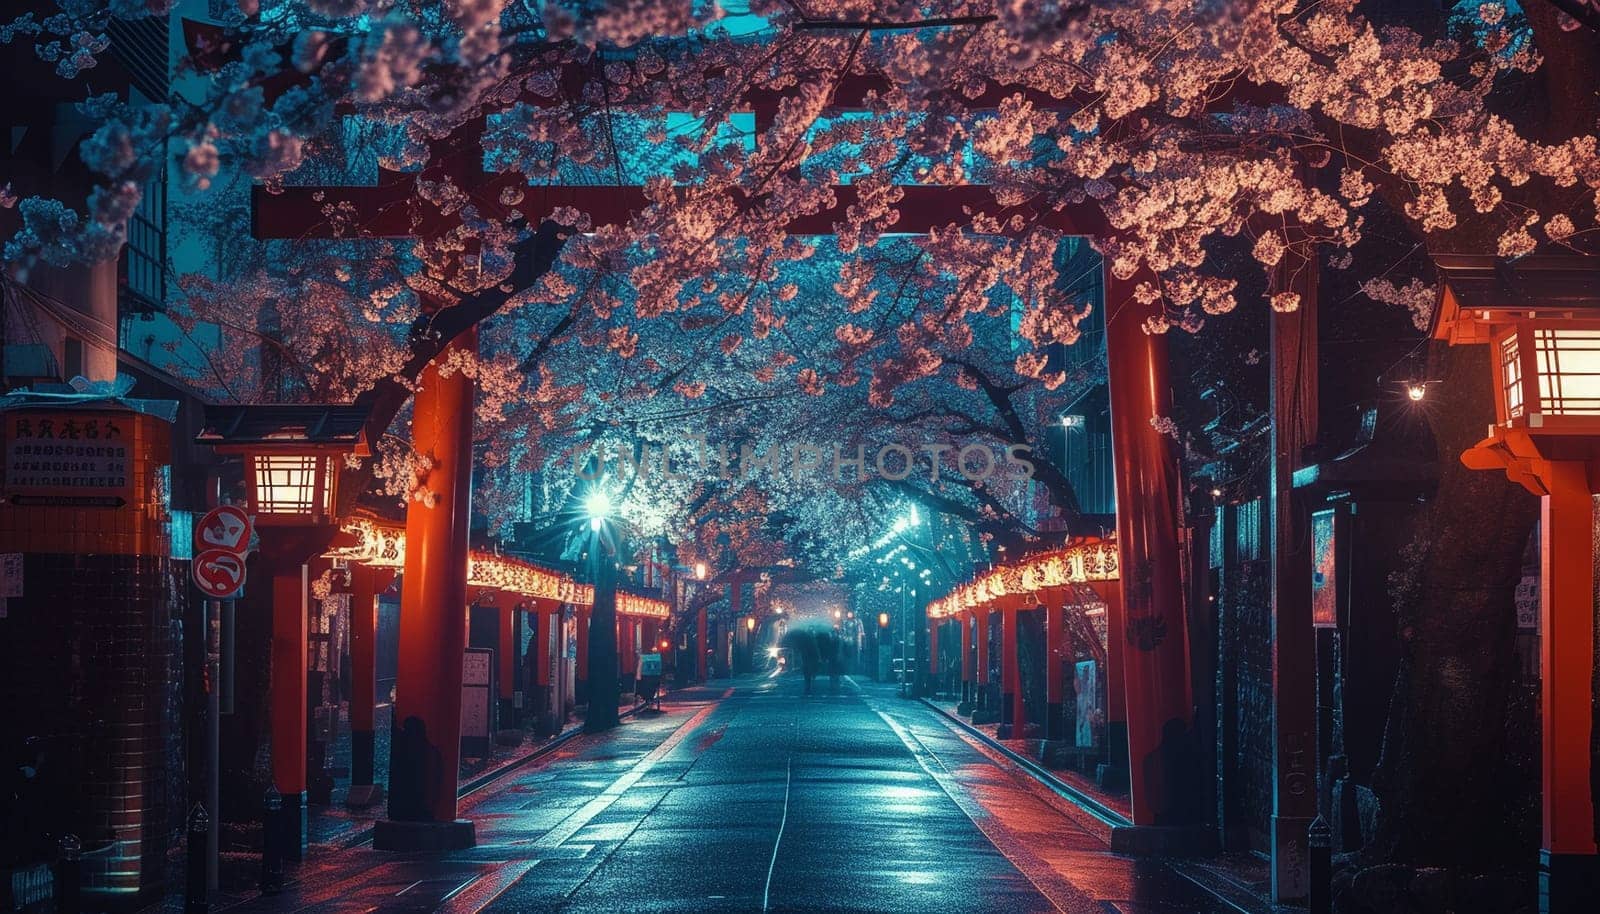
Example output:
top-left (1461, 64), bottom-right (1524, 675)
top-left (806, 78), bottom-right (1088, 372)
top-left (196, 505), bottom-right (252, 556)
top-left (193, 548), bottom-right (246, 598)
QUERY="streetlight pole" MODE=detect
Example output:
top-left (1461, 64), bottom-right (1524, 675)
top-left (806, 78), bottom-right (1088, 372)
top-left (584, 493), bottom-right (621, 733)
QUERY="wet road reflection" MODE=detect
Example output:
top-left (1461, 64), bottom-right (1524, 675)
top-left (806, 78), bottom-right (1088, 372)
top-left (232, 677), bottom-right (1230, 913)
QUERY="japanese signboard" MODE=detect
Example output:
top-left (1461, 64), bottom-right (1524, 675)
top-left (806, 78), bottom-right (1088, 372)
top-left (1074, 660), bottom-right (1098, 749)
top-left (3, 411), bottom-right (132, 507)
top-left (1514, 575), bottom-right (1539, 630)
top-left (0, 552), bottom-right (20, 620)
top-left (1311, 509), bottom-right (1337, 628)
top-left (461, 648), bottom-right (494, 756)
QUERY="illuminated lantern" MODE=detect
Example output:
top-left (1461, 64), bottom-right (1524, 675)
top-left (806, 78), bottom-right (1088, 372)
top-left (746, 616), bottom-right (756, 632)
top-left (1432, 254), bottom-right (1600, 901)
top-left (197, 405), bottom-right (372, 526)
top-left (878, 612), bottom-right (890, 628)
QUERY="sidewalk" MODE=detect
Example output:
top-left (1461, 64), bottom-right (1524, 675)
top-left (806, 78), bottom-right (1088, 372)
top-left (137, 692), bottom-right (657, 914)
top-left (923, 695), bottom-right (1132, 823)
top-left (920, 695), bottom-right (1278, 914)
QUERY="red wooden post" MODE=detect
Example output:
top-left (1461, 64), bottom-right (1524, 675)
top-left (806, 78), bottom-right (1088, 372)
top-left (497, 596), bottom-right (517, 730)
top-left (1105, 266), bottom-right (1198, 836)
top-left (1002, 603), bottom-right (1024, 738)
top-left (378, 329), bottom-right (477, 850)
top-left (927, 619), bottom-right (940, 696)
top-left (726, 581), bottom-right (742, 679)
top-left (697, 602), bottom-right (708, 682)
top-left (975, 607), bottom-right (990, 711)
top-left (1091, 579), bottom-right (1129, 785)
top-left (348, 564), bottom-right (394, 806)
top-left (1540, 462), bottom-right (1600, 880)
top-left (1044, 590), bottom-right (1066, 741)
top-left (270, 565), bottom-right (308, 859)
top-left (960, 612), bottom-right (974, 706)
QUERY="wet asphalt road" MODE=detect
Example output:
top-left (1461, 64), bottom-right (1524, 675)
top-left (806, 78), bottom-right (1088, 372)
top-left (242, 674), bottom-right (1229, 913)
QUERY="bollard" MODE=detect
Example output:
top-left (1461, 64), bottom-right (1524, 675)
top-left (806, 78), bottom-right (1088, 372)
top-left (55, 833), bottom-right (81, 914)
top-left (186, 804), bottom-right (210, 913)
top-left (1308, 814), bottom-right (1332, 914)
top-left (260, 788), bottom-right (284, 896)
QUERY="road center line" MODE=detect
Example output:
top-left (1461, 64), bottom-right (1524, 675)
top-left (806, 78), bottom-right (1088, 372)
top-left (760, 751), bottom-right (793, 913)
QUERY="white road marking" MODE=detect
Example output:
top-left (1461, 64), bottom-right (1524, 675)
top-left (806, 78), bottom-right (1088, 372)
top-left (528, 693), bottom-right (725, 851)
top-left (760, 752), bottom-right (794, 913)
top-left (875, 704), bottom-right (1093, 914)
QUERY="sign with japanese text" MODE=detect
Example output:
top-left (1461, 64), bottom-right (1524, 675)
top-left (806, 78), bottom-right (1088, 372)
top-left (1514, 575), bottom-right (1538, 630)
top-left (3, 411), bottom-right (132, 507)
top-left (461, 648), bottom-right (494, 755)
top-left (1311, 510), bottom-right (1337, 628)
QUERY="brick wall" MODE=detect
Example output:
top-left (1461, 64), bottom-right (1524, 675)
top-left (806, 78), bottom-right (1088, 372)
top-left (0, 409), bottom-right (183, 906)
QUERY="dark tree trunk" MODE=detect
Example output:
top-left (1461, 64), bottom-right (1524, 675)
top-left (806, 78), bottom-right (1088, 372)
top-left (1368, 342), bottom-right (1538, 867)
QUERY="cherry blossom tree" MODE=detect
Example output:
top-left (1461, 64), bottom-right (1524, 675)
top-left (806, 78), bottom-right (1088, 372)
top-left (6, 0), bottom-right (1600, 888)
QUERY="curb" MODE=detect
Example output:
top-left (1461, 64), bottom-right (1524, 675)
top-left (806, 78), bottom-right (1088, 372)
top-left (919, 697), bottom-right (1130, 830)
top-left (919, 697), bottom-right (1273, 914)
top-left (333, 698), bottom-right (652, 850)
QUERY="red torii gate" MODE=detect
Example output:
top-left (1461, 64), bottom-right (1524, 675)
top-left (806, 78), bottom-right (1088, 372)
top-left (250, 102), bottom-right (1196, 858)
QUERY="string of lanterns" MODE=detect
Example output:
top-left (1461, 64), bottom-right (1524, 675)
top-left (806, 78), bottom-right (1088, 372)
top-left (328, 517), bottom-right (670, 618)
top-left (926, 538), bottom-right (1119, 619)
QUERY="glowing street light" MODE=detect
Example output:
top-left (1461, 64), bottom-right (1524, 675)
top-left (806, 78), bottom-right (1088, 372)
top-left (746, 616), bottom-right (756, 632)
top-left (583, 490), bottom-right (612, 531)
top-left (878, 612), bottom-right (890, 628)
top-left (694, 561), bottom-right (707, 580)
top-left (1406, 382), bottom-right (1427, 402)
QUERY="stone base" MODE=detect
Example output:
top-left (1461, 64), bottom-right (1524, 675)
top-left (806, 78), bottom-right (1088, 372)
top-left (373, 819), bottom-right (476, 852)
top-left (280, 791), bottom-right (307, 862)
top-left (344, 784), bottom-right (384, 809)
top-left (1110, 825), bottom-right (1217, 857)
top-left (1540, 850), bottom-right (1599, 914)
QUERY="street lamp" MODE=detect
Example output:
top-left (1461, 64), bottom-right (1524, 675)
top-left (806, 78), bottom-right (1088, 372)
top-left (1431, 254), bottom-right (1600, 906)
top-left (197, 405), bottom-right (372, 526)
top-left (746, 616), bottom-right (756, 632)
top-left (584, 490), bottom-right (612, 531)
top-left (195, 403), bottom-right (372, 859)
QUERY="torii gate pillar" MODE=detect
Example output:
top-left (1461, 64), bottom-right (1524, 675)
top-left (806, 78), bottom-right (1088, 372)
top-left (376, 329), bottom-right (478, 851)
top-left (1104, 269), bottom-right (1205, 851)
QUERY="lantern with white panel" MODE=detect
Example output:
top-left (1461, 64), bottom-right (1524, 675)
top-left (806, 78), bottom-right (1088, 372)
top-left (1431, 254), bottom-right (1600, 914)
top-left (197, 405), bottom-right (373, 526)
